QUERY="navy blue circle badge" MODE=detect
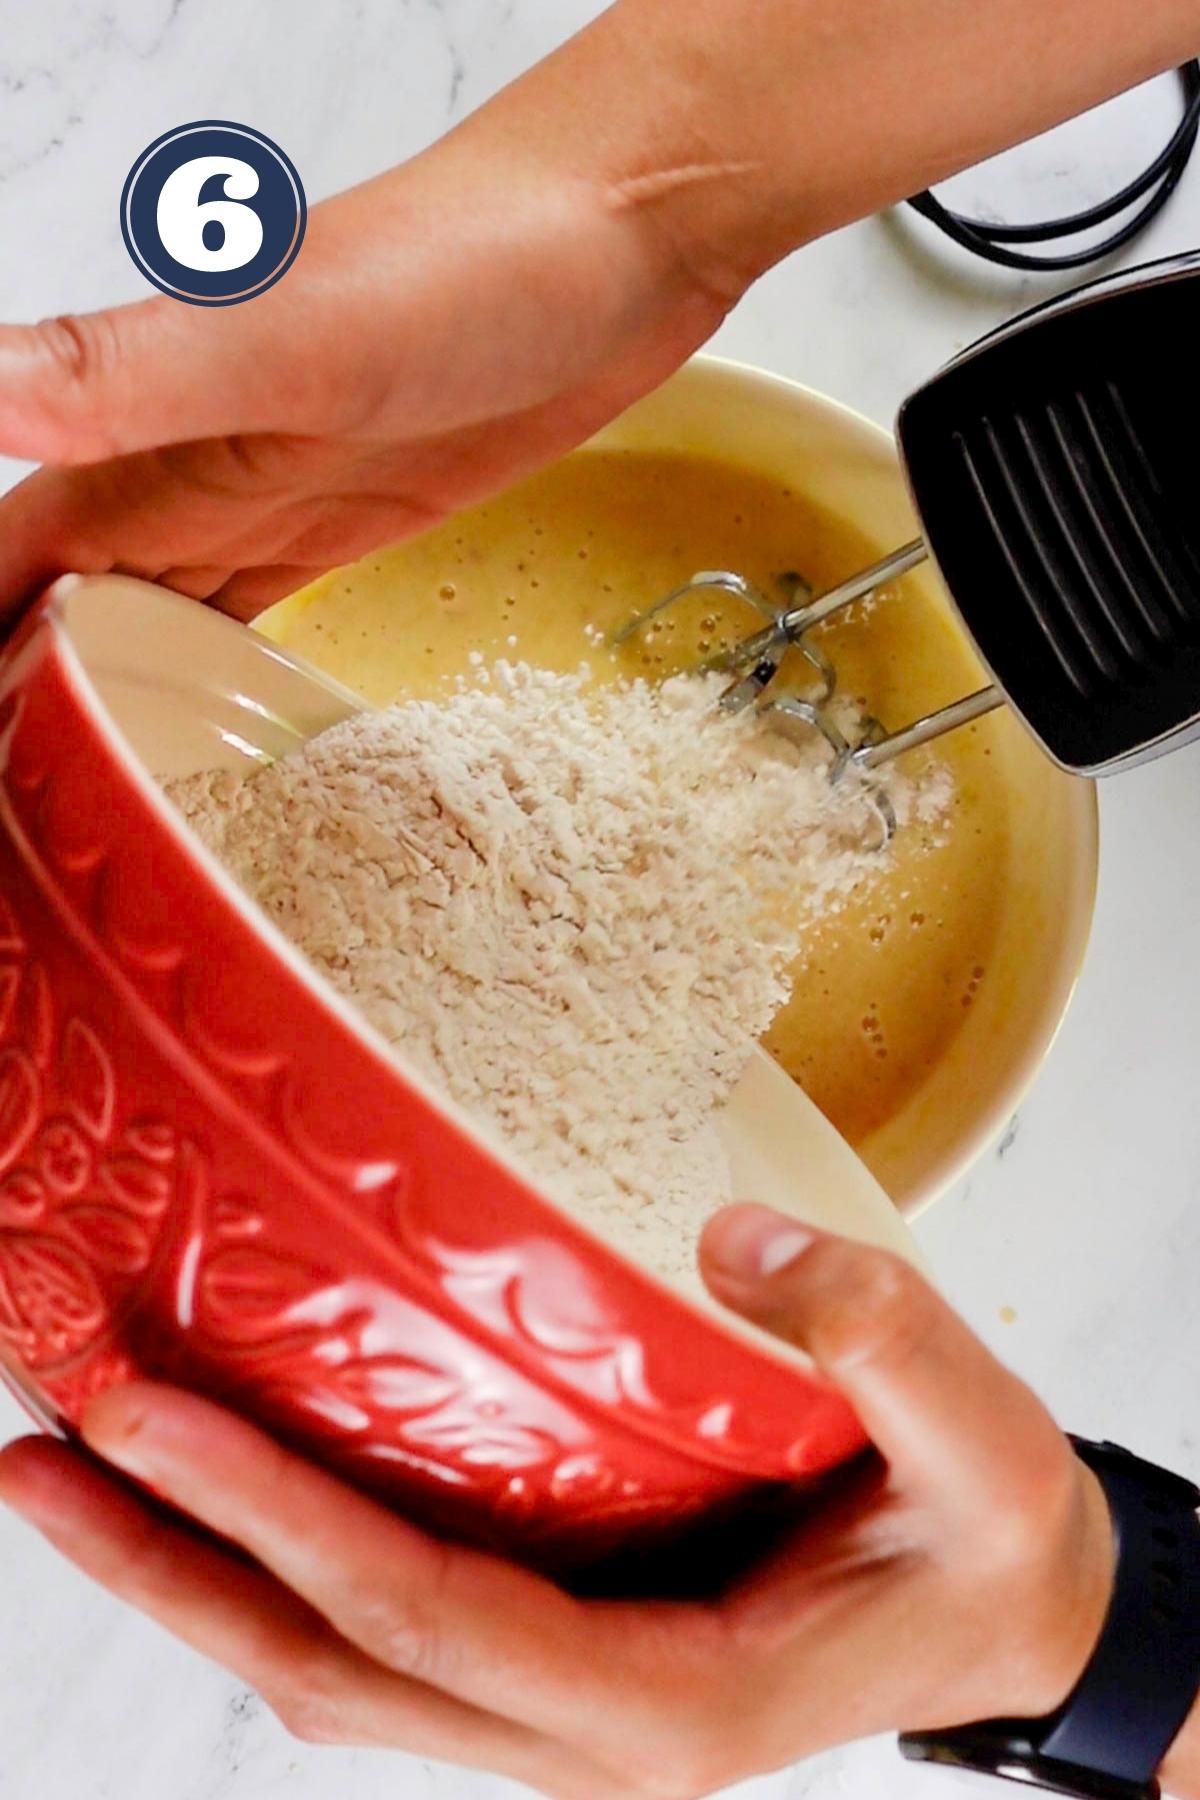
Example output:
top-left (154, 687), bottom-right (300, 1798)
top-left (121, 121), bottom-right (306, 305)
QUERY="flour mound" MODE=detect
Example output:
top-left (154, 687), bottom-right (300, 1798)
top-left (168, 665), bottom-right (938, 1283)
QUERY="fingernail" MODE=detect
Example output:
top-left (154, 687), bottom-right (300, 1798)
top-left (707, 1205), bottom-right (813, 1281)
top-left (759, 1227), bottom-right (814, 1275)
top-left (80, 1388), bottom-right (154, 1475)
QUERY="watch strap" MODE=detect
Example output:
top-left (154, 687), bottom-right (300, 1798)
top-left (1040, 1439), bottom-right (1200, 1786)
top-left (899, 1436), bottom-right (1200, 1797)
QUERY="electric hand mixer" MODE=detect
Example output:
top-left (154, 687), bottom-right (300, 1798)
top-left (616, 251), bottom-right (1200, 805)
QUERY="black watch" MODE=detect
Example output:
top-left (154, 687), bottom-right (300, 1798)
top-left (900, 1438), bottom-right (1200, 1798)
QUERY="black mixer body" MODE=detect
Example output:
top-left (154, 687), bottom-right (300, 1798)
top-left (897, 250), bottom-right (1200, 775)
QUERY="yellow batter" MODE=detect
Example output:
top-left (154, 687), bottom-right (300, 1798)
top-left (259, 449), bottom-right (1008, 1177)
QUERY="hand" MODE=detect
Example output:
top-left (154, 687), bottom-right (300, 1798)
top-left (0, 1206), bottom-right (1124, 1799)
top-left (0, 26), bottom-right (730, 623)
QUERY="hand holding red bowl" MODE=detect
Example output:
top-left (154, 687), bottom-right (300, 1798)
top-left (4, 1208), bottom-right (1163, 1799)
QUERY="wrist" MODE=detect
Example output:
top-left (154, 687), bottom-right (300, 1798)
top-left (962, 1460), bottom-right (1118, 1729)
top-left (1027, 1464), bottom-right (1119, 1721)
top-left (479, 0), bottom-right (1200, 311)
top-left (907, 1446), bottom-right (1200, 1798)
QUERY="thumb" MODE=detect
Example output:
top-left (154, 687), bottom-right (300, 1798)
top-left (700, 1203), bottom-right (1068, 1517)
top-left (0, 291), bottom-right (315, 465)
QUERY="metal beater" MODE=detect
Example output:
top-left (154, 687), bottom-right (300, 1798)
top-left (613, 539), bottom-right (1001, 785)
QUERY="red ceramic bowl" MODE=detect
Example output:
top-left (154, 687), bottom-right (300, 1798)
top-left (0, 574), bottom-right (908, 1571)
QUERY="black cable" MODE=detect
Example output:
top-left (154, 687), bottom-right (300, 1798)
top-left (907, 62), bottom-right (1200, 272)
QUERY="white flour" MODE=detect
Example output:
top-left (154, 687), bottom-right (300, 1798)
top-left (168, 666), bottom-right (946, 1282)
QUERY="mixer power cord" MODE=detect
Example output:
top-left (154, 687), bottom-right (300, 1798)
top-left (907, 60), bottom-right (1200, 271)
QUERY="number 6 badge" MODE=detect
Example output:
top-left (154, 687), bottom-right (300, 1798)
top-left (121, 121), bottom-right (306, 305)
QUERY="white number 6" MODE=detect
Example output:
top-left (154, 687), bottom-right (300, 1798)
top-left (156, 155), bottom-right (264, 272)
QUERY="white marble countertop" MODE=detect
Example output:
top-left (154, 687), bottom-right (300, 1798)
top-left (1, 5), bottom-right (1198, 1798)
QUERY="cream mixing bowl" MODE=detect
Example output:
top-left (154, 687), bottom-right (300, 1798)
top-left (262, 356), bottom-right (1100, 1215)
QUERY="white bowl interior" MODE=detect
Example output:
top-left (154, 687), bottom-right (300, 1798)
top-left (56, 574), bottom-right (362, 778)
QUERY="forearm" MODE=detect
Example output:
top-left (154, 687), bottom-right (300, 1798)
top-left (454, 0), bottom-right (1200, 297)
